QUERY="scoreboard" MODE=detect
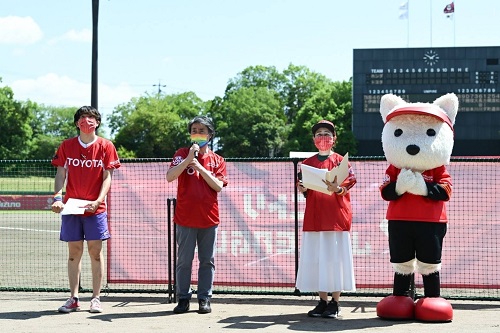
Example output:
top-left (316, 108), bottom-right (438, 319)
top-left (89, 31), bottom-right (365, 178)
top-left (352, 46), bottom-right (500, 156)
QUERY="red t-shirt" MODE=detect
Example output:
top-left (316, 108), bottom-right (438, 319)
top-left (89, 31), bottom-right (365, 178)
top-left (381, 164), bottom-right (452, 222)
top-left (300, 153), bottom-right (356, 232)
top-left (169, 148), bottom-right (228, 228)
top-left (51, 136), bottom-right (121, 215)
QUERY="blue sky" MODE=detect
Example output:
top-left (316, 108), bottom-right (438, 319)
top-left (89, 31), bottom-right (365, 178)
top-left (1, 0), bottom-right (499, 125)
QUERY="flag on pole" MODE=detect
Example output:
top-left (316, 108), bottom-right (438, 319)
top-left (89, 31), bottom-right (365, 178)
top-left (399, 1), bottom-right (409, 19)
top-left (444, 2), bottom-right (454, 18)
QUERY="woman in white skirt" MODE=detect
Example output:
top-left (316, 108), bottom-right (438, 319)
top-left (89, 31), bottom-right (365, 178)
top-left (296, 120), bottom-right (357, 318)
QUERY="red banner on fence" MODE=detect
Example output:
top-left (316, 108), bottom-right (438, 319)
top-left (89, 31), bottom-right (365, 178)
top-left (0, 195), bottom-right (52, 210)
top-left (103, 161), bottom-right (500, 289)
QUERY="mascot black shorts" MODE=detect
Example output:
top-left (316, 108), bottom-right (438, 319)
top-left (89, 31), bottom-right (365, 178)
top-left (388, 220), bottom-right (447, 264)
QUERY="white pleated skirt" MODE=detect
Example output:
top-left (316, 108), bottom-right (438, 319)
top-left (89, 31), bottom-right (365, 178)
top-left (295, 231), bottom-right (356, 293)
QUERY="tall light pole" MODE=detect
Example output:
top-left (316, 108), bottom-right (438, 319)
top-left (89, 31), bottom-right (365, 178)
top-left (91, 0), bottom-right (99, 108)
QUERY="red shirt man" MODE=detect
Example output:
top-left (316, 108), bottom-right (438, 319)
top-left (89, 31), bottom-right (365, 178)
top-left (166, 116), bottom-right (227, 315)
top-left (51, 106), bottom-right (120, 314)
top-left (170, 147), bottom-right (227, 228)
top-left (52, 136), bottom-right (121, 215)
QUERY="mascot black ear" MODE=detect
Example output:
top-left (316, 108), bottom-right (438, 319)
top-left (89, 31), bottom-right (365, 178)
top-left (432, 93), bottom-right (459, 125)
top-left (380, 94), bottom-right (407, 123)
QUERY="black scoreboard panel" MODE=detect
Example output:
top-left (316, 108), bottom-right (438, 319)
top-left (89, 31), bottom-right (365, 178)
top-left (353, 46), bottom-right (500, 156)
top-left (363, 93), bottom-right (500, 113)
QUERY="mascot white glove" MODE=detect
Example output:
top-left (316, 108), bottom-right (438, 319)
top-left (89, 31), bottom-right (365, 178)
top-left (396, 169), bottom-right (428, 196)
top-left (407, 171), bottom-right (428, 196)
top-left (395, 168), bottom-right (416, 195)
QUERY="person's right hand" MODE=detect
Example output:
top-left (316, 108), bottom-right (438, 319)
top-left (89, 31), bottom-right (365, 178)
top-left (189, 143), bottom-right (200, 159)
top-left (51, 201), bottom-right (64, 214)
top-left (297, 181), bottom-right (307, 193)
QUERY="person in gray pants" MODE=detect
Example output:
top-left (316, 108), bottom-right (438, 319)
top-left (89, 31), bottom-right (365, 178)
top-left (166, 116), bottom-right (228, 314)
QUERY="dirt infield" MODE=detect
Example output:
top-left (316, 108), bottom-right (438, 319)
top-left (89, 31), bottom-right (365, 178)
top-left (0, 292), bottom-right (499, 333)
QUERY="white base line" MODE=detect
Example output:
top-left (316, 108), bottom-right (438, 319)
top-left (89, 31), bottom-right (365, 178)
top-left (0, 227), bottom-right (167, 239)
top-left (0, 226), bottom-right (59, 233)
top-left (246, 249), bottom-right (294, 266)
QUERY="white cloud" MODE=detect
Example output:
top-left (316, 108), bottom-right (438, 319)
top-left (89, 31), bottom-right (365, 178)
top-left (8, 74), bottom-right (141, 136)
top-left (0, 16), bottom-right (43, 44)
top-left (11, 74), bottom-right (90, 106)
top-left (48, 28), bottom-right (92, 45)
top-left (9, 73), bottom-right (139, 113)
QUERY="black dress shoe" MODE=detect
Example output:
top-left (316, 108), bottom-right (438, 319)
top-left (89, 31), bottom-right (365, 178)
top-left (173, 299), bottom-right (190, 314)
top-left (198, 299), bottom-right (211, 314)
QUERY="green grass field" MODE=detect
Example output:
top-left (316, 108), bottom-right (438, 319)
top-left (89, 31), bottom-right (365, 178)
top-left (0, 177), bottom-right (54, 193)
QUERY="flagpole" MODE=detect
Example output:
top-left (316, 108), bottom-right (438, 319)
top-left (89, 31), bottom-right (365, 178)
top-left (407, 1), bottom-right (410, 47)
top-left (429, 0), bottom-right (433, 47)
top-left (399, 1), bottom-right (410, 47)
top-left (444, 1), bottom-right (456, 46)
top-left (454, 1), bottom-right (456, 46)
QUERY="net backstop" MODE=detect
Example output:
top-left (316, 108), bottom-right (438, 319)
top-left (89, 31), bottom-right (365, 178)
top-left (0, 157), bottom-right (498, 301)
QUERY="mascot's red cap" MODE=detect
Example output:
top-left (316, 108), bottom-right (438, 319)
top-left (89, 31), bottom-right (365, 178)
top-left (385, 106), bottom-right (454, 132)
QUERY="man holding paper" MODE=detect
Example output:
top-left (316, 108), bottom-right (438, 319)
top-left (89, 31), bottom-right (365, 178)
top-left (51, 106), bottom-right (121, 314)
top-left (295, 120), bottom-right (357, 319)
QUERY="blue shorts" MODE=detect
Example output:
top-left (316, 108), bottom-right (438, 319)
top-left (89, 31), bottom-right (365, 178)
top-left (60, 212), bottom-right (110, 242)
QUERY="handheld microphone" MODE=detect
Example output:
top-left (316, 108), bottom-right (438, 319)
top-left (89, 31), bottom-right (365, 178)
top-left (192, 142), bottom-right (198, 158)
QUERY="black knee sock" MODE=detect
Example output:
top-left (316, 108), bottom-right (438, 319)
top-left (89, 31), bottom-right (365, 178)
top-left (422, 271), bottom-right (440, 297)
top-left (393, 273), bottom-right (413, 296)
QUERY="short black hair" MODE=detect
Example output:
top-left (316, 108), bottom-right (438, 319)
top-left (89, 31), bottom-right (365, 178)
top-left (188, 116), bottom-right (215, 137)
top-left (74, 106), bottom-right (101, 130)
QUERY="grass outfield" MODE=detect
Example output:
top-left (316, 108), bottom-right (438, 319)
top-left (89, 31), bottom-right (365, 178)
top-left (0, 210), bottom-right (50, 214)
top-left (0, 176), bottom-right (54, 193)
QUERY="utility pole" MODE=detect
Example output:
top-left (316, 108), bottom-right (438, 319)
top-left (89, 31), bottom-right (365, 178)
top-left (91, 0), bottom-right (99, 108)
top-left (153, 80), bottom-right (166, 97)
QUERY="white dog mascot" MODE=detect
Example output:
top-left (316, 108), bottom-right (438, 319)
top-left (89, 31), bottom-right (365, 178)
top-left (376, 93), bottom-right (458, 323)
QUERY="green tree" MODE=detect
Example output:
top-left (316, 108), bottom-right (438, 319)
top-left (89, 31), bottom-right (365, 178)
top-left (287, 79), bottom-right (356, 156)
top-left (225, 64), bottom-right (332, 124)
top-left (281, 64), bottom-right (332, 123)
top-left (0, 81), bottom-right (36, 160)
top-left (110, 92), bottom-right (208, 158)
top-left (225, 65), bottom-right (286, 95)
top-left (30, 105), bottom-right (78, 159)
top-left (214, 87), bottom-right (287, 157)
top-left (217, 65), bottom-right (355, 157)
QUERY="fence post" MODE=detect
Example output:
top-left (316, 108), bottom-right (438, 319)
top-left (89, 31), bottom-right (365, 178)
top-left (167, 198), bottom-right (173, 302)
top-left (167, 198), bottom-right (178, 302)
top-left (172, 199), bottom-right (177, 302)
top-left (293, 159), bottom-right (300, 295)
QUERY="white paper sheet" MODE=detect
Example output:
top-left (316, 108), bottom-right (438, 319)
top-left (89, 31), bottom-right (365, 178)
top-left (300, 153), bottom-right (349, 195)
top-left (61, 198), bottom-right (92, 215)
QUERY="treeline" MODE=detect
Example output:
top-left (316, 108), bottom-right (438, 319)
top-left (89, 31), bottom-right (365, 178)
top-left (0, 64), bottom-right (356, 159)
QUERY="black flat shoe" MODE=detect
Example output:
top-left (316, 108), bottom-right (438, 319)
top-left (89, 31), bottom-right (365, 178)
top-left (173, 299), bottom-right (190, 314)
top-left (198, 299), bottom-right (211, 314)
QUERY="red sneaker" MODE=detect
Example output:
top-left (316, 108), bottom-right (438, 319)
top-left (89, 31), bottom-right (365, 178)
top-left (58, 297), bottom-right (80, 313)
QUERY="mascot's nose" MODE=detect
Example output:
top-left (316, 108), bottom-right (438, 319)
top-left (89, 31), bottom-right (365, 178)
top-left (406, 144), bottom-right (420, 156)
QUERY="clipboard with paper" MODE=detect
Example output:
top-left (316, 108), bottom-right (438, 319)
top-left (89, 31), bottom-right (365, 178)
top-left (300, 153), bottom-right (349, 195)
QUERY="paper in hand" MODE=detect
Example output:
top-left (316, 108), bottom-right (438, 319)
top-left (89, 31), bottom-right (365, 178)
top-left (61, 198), bottom-right (92, 215)
top-left (300, 153), bottom-right (349, 195)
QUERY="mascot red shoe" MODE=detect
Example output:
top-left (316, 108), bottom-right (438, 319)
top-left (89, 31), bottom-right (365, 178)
top-left (376, 93), bottom-right (458, 323)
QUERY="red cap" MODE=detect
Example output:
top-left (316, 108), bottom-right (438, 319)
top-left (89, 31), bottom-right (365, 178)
top-left (385, 106), bottom-right (454, 131)
top-left (312, 120), bottom-right (336, 134)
